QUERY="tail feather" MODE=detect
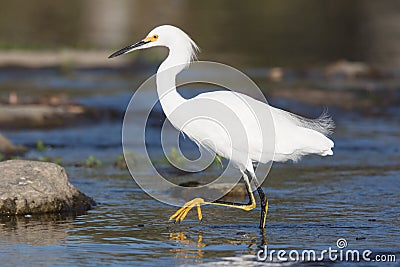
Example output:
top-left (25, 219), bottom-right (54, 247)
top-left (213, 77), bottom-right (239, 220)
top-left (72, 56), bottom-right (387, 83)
top-left (287, 108), bottom-right (335, 136)
top-left (271, 107), bottom-right (335, 162)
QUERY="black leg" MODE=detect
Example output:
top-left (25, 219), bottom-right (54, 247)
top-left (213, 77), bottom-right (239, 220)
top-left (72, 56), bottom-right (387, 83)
top-left (257, 186), bottom-right (268, 229)
top-left (213, 175), bottom-right (253, 207)
top-left (250, 172), bottom-right (268, 229)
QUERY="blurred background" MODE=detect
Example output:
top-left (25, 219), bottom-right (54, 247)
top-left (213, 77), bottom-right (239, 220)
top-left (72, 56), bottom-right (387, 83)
top-left (0, 1), bottom-right (399, 266)
top-left (1, 0), bottom-right (400, 67)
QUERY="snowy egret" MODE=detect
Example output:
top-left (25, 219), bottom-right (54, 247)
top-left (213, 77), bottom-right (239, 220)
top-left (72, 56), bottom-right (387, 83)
top-left (109, 25), bottom-right (334, 229)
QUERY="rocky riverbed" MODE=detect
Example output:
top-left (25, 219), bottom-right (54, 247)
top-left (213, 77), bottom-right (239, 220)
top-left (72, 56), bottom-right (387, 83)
top-left (0, 58), bottom-right (398, 266)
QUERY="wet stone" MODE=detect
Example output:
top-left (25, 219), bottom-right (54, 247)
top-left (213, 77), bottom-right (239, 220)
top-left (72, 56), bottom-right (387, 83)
top-left (0, 160), bottom-right (96, 215)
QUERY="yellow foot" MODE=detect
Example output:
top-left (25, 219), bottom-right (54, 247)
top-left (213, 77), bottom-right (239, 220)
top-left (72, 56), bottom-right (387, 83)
top-left (169, 198), bottom-right (206, 223)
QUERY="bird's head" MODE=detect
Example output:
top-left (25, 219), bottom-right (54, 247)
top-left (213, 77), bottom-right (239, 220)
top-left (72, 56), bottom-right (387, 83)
top-left (108, 25), bottom-right (199, 61)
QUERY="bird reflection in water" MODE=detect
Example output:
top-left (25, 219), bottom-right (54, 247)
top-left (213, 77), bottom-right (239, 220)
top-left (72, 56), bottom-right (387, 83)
top-left (169, 232), bottom-right (205, 259)
top-left (168, 229), bottom-right (268, 259)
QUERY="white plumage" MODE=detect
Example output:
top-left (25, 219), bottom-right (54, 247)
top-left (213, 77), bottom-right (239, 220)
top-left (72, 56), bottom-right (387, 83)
top-left (109, 25), bottom-right (334, 228)
top-left (150, 25), bottom-right (333, 171)
top-left (110, 24), bottom-right (334, 171)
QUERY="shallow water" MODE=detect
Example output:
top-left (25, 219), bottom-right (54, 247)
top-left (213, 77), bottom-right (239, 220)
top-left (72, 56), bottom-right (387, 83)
top-left (1, 67), bottom-right (399, 266)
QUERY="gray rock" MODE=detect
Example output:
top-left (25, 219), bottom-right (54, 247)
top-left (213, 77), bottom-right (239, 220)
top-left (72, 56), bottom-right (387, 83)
top-left (0, 104), bottom-right (85, 129)
top-left (176, 181), bottom-right (247, 202)
top-left (0, 160), bottom-right (95, 215)
top-left (0, 104), bottom-right (121, 129)
top-left (0, 133), bottom-right (26, 155)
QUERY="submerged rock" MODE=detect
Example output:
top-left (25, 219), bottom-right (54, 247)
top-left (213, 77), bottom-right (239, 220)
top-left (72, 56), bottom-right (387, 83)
top-left (177, 180), bottom-right (247, 202)
top-left (0, 160), bottom-right (95, 215)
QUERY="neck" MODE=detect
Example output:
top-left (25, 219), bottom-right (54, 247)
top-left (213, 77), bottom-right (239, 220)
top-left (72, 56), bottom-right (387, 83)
top-left (156, 48), bottom-right (189, 118)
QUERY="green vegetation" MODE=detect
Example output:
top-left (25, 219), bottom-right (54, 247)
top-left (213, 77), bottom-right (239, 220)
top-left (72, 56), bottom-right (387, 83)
top-left (155, 147), bottom-right (224, 170)
top-left (114, 151), bottom-right (144, 170)
top-left (169, 147), bottom-right (185, 165)
top-left (155, 147), bottom-right (186, 166)
top-left (84, 155), bottom-right (102, 168)
top-left (114, 154), bottom-right (127, 170)
top-left (212, 154), bottom-right (223, 168)
top-left (36, 140), bottom-right (49, 151)
top-left (37, 156), bottom-right (63, 166)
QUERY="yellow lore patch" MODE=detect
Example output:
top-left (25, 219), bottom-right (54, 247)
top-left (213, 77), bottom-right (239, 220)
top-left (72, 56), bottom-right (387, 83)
top-left (144, 34), bottom-right (158, 42)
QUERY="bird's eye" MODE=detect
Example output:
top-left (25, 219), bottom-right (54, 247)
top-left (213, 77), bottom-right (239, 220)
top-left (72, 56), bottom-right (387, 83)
top-left (153, 35), bottom-right (158, 39)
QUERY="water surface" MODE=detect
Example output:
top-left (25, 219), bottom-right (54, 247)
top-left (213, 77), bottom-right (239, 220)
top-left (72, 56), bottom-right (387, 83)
top-left (1, 66), bottom-right (399, 266)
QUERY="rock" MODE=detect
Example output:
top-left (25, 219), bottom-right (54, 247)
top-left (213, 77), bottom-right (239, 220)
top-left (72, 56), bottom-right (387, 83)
top-left (176, 181), bottom-right (247, 202)
top-left (179, 181), bottom-right (247, 198)
top-left (325, 60), bottom-right (371, 79)
top-left (0, 104), bottom-right (85, 129)
top-left (0, 50), bottom-right (131, 68)
top-left (0, 160), bottom-right (95, 215)
top-left (0, 104), bottom-right (121, 129)
top-left (268, 67), bottom-right (284, 82)
top-left (0, 133), bottom-right (26, 155)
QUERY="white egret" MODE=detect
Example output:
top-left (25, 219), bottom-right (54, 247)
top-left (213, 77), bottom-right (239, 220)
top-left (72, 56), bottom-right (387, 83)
top-left (109, 25), bottom-right (334, 229)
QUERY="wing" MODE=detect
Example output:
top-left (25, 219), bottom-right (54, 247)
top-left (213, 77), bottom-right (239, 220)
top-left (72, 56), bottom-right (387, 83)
top-left (179, 90), bottom-right (334, 164)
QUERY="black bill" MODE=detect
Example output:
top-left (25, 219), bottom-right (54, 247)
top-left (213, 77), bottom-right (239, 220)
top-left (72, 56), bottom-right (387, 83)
top-left (108, 40), bottom-right (150, 58)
